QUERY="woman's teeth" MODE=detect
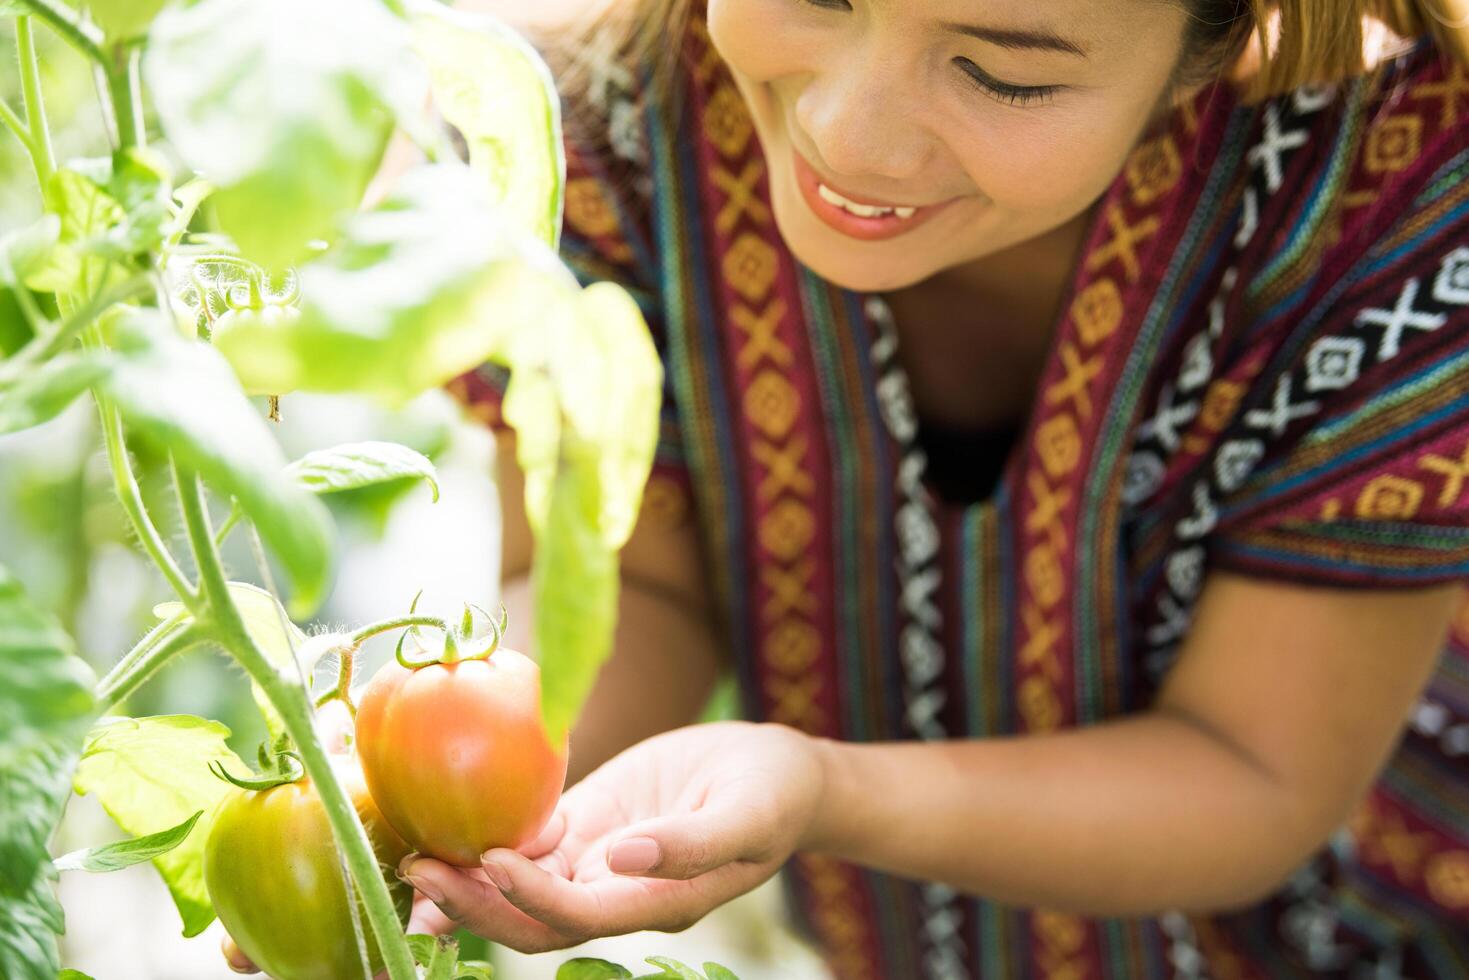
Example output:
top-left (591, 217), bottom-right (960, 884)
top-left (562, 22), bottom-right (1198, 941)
top-left (817, 182), bottom-right (918, 220)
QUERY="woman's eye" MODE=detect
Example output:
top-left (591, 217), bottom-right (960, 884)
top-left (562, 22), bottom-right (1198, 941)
top-left (796, 0), bottom-right (852, 9)
top-left (954, 58), bottom-right (1060, 107)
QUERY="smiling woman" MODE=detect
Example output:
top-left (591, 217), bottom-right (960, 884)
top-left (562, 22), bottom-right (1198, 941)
top-left (436, 0), bottom-right (1469, 977)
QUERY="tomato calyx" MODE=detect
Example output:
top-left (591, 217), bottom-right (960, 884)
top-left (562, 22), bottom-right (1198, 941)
top-left (210, 737), bottom-right (306, 792)
top-left (392, 591), bottom-right (509, 670)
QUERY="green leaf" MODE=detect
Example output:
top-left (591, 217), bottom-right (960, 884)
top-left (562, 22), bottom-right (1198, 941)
top-left (642, 958), bottom-right (702, 980)
top-left (0, 352), bottom-right (110, 436)
top-left (0, 564), bottom-right (96, 980)
top-left (408, 933), bottom-right (462, 980)
top-left (58, 970), bottom-right (96, 980)
top-left (702, 965), bottom-right (740, 980)
top-left (556, 959), bottom-right (633, 980)
top-left (97, 309), bottom-right (334, 616)
top-left (209, 162), bottom-right (572, 405)
top-left (72, 715), bottom-right (248, 937)
top-left (104, 147), bottom-right (173, 259)
top-left (410, 3), bottom-right (565, 248)
top-left (52, 810), bottom-right (203, 873)
top-left (285, 441), bottom-right (439, 502)
top-left (145, 0), bottom-right (423, 270)
top-left (38, 167), bottom-right (124, 295)
top-left (87, 0), bottom-right (169, 41)
top-left (0, 215), bottom-right (74, 292)
top-left (456, 962), bottom-right (495, 980)
top-left (503, 282), bottom-right (661, 743)
top-left (154, 582), bottom-right (314, 737)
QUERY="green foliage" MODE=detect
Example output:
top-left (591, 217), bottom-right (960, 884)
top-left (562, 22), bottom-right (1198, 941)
top-left (97, 309), bottom-right (335, 616)
top-left (286, 440), bottom-right (440, 502)
top-left (52, 809), bottom-right (202, 872)
top-left (0, 564), bottom-right (96, 980)
top-left (410, 2), bottom-right (564, 248)
top-left (145, 0), bottom-right (419, 270)
top-left (556, 958), bottom-right (742, 980)
top-left (72, 715), bottom-right (247, 936)
top-left (86, 0), bottom-right (170, 42)
top-left (0, 350), bottom-right (109, 434)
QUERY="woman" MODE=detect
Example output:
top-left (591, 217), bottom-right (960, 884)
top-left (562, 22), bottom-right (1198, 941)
top-left (236, 0), bottom-right (1469, 976)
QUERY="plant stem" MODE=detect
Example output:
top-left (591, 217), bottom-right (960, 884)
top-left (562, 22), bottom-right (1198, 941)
top-left (94, 398), bottom-right (198, 604)
top-left (15, 16), bottom-right (56, 190)
top-left (16, 0), bottom-right (106, 67)
top-left (350, 614), bottom-right (449, 646)
top-left (0, 274), bottom-right (151, 389)
top-left (0, 95), bottom-right (32, 154)
top-left (212, 501), bottom-right (243, 548)
top-left (96, 620), bottom-right (206, 711)
top-left (174, 466), bottom-right (418, 980)
top-left (104, 42), bottom-right (145, 150)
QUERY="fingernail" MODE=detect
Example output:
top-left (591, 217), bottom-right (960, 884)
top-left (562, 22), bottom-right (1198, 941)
top-left (608, 836), bottom-right (660, 874)
top-left (396, 852), bottom-right (420, 879)
top-left (481, 858), bottom-right (513, 892)
top-left (403, 875), bottom-right (444, 904)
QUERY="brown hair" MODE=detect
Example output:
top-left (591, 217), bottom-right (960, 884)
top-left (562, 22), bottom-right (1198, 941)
top-left (532, 0), bottom-right (1469, 126)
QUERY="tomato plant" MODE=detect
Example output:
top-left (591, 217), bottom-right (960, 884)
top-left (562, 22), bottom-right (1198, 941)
top-left (0, 0), bottom-right (688, 977)
top-left (357, 607), bottom-right (569, 866)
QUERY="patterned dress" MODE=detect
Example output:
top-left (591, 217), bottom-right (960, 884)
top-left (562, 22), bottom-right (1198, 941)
top-left (450, 6), bottom-right (1469, 977)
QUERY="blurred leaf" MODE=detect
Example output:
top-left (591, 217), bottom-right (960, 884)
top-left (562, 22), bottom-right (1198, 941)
top-left (702, 965), bottom-right (740, 980)
top-left (58, 970), bottom-right (95, 980)
top-left (456, 963), bottom-right (495, 980)
top-left (410, 3), bottom-right (564, 248)
top-left (72, 714), bottom-right (247, 936)
top-left (97, 309), bottom-right (334, 616)
top-left (145, 0), bottom-right (423, 270)
top-left (502, 283), bottom-right (660, 743)
top-left (40, 165), bottom-right (124, 296)
top-left (52, 809), bottom-right (202, 873)
top-left (557, 960), bottom-right (633, 980)
top-left (87, 0), bottom-right (169, 42)
top-left (642, 958), bottom-right (702, 980)
top-left (285, 440), bottom-right (439, 502)
top-left (0, 214), bottom-right (74, 292)
top-left (0, 352), bottom-right (109, 435)
top-left (210, 163), bottom-right (571, 404)
top-left (0, 564), bottom-right (96, 980)
top-left (103, 147), bottom-right (172, 259)
top-left (0, 289), bottom-right (36, 355)
top-left (154, 582), bottom-right (313, 738)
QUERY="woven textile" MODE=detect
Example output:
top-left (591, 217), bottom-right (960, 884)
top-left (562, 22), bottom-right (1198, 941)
top-left (450, 10), bottom-right (1469, 977)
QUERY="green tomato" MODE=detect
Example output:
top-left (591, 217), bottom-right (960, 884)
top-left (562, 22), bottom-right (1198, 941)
top-left (203, 754), bottom-right (412, 980)
top-left (87, 0), bottom-right (169, 41)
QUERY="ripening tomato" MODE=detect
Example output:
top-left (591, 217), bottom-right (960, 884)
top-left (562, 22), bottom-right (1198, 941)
top-left (203, 754), bottom-right (412, 980)
top-left (355, 646), bottom-right (569, 867)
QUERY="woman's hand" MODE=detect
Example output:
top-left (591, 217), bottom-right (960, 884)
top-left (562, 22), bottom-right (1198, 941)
top-left (398, 721), bottom-right (826, 953)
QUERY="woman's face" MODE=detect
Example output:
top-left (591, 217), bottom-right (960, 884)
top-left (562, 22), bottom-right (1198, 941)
top-left (706, 0), bottom-right (1192, 292)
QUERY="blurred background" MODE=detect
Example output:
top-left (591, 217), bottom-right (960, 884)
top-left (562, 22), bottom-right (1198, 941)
top-left (0, 8), bottom-right (831, 979)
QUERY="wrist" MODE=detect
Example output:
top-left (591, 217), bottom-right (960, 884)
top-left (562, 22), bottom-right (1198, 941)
top-left (797, 732), bottom-right (849, 855)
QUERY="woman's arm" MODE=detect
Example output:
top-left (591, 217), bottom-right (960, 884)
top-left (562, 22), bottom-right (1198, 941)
top-left (495, 428), bottom-right (725, 786)
top-left (805, 572), bottom-right (1464, 915)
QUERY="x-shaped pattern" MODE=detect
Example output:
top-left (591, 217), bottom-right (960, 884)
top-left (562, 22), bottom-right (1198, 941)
top-left (1411, 62), bottom-right (1469, 128)
top-left (1136, 381), bottom-right (1199, 453)
top-left (751, 431), bottom-right (813, 500)
top-left (1020, 602), bottom-right (1065, 682)
top-left (761, 556), bottom-right (817, 621)
top-left (1248, 103), bottom-right (1309, 193)
top-left (733, 298), bottom-right (792, 369)
top-left (1026, 468), bottom-right (1071, 553)
top-left (714, 159), bottom-right (772, 234)
top-left (1245, 374), bottom-right (1320, 437)
top-left (1355, 277), bottom-right (1447, 361)
top-left (1419, 439), bottom-right (1469, 507)
top-left (1086, 203), bottom-right (1160, 282)
top-left (1045, 342), bottom-right (1104, 420)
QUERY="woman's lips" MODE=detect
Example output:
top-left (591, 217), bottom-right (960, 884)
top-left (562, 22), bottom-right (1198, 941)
top-left (791, 148), bottom-right (956, 242)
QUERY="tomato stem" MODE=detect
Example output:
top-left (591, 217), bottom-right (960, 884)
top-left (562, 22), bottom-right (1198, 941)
top-left (351, 614), bottom-right (449, 645)
top-left (95, 619), bottom-right (207, 711)
top-left (174, 462), bottom-right (419, 980)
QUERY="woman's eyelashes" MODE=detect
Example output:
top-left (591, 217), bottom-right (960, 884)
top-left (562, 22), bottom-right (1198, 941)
top-left (954, 58), bottom-right (1061, 107)
top-left (792, 0), bottom-right (1061, 108)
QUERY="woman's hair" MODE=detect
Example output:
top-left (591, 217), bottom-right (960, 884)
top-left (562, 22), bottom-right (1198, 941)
top-left (533, 0), bottom-right (1469, 129)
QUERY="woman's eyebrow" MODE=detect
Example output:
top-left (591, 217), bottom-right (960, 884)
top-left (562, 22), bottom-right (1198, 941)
top-left (941, 22), bottom-right (1088, 57)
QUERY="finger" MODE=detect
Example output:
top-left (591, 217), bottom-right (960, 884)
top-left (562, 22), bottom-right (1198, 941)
top-left (220, 934), bottom-right (259, 974)
top-left (406, 892), bottom-right (456, 936)
top-left (399, 855), bottom-right (569, 954)
top-left (520, 809), bottom-right (566, 860)
top-left (606, 804), bottom-right (769, 881)
top-left (480, 847), bottom-right (624, 937)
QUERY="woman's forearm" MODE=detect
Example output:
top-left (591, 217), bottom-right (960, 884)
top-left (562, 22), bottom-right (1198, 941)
top-left (802, 710), bottom-right (1332, 917)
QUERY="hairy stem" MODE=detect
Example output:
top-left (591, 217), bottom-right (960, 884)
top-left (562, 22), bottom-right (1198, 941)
top-left (16, 0), bottom-right (105, 67)
top-left (350, 614), bottom-right (449, 646)
top-left (15, 17), bottom-right (56, 190)
top-left (0, 94), bottom-right (32, 154)
top-left (174, 465), bottom-right (417, 980)
top-left (96, 620), bottom-right (206, 711)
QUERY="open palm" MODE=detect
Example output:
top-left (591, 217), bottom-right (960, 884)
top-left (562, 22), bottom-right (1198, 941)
top-left (399, 720), bottom-right (825, 954)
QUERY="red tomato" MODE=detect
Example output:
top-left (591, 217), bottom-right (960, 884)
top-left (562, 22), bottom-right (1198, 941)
top-left (354, 647), bottom-right (569, 867)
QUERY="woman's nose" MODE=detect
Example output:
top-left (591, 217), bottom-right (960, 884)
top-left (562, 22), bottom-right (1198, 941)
top-left (793, 63), bottom-right (931, 184)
